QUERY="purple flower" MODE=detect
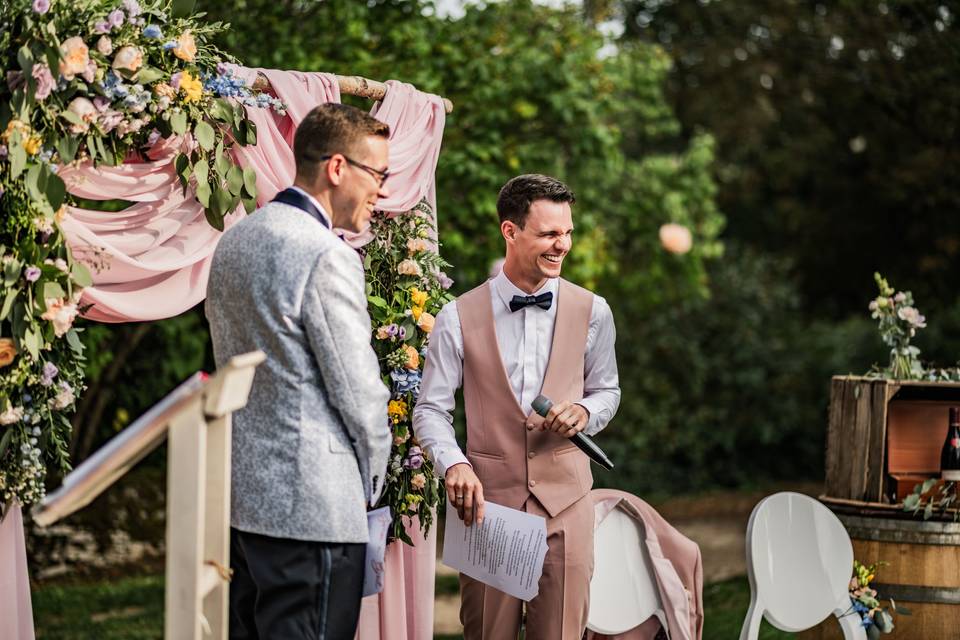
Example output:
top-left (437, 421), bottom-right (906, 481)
top-left (93, 96), bottom-right (111, 111)
top-left (0, 145), bottom-right (7, 157)
top-left (437, 272), bottom-right (454, 290)
top-left (147, 129), bottom-right (162, 146)
top-left (170, 71), bottom-right (182, 90)
top-left (41, 361), bottom-right (59, 387)
top-left (32, 63), bottom-right (55, 101)
top-left (24, 266), bottom-right (41, 282)
top-left (94, 20), bottom-right (111, 34)
top-left (403, 446), bottom-right (425, 470)
top-left (32, 0), bottom-right (50, 14)
top-left (108, 9), bottom-right (125, 28)
top-left (123, 0), bottom-right (141, 17)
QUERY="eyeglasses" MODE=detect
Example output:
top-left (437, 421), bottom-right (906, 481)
top-left (319, 154), bottom-right (390, 187)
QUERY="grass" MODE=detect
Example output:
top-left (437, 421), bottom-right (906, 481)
top-left (32, 573), bottom-right (794, 639)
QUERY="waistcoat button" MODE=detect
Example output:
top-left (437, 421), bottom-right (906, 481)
top-left (528, 451), bottom-right (536, 459)
top-left (528, 480), bottom-right (536, 487)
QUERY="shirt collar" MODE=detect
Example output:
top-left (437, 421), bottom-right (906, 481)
top-left (289, 186), bottom-right (332, 228)
top-left (492, 269), bottom-right (558, 311)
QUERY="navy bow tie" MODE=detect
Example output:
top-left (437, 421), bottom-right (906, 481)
top-left (509, 292), bottom-right (553, 312)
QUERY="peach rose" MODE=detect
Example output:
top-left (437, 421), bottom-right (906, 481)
top-left (403, 344), bottom-right (419, 370)
top-left (417, 311), bottom-right (435, 334)
top-left (410, 473), bottom-right (426, 490)
top-left (65, 97), bottom-right (97, 134)
top-left (41, 298), bottom-right (78, 337)
top-left (397, 259), bottom-right (422, 277)
top-left (173, 31), bottom-right (197, 62)
top-left (659, 223), bottom-right (693, 255)
top-left (0, 339), bottom-right (17, 367)
top-left (112, 45), bottom-right (143, 72)
top-left (59, 36), bottom-right (90, 80)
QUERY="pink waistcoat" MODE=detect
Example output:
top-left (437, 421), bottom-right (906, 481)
top-left (456, 278), bottom-right (594, 518)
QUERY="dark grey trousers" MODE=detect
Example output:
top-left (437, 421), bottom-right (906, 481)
top-left (228, 527), bottom-right (366, 640)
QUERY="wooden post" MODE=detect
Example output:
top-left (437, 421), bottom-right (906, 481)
top-left (33, 350), bottom-right (266, 640)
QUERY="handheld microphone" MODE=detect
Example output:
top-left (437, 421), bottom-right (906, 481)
top-left (531, 394), bottom-right (614, 470)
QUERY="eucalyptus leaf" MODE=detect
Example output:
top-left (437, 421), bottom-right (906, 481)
top-left (25, 162), bottom-right (43, 203)
top-left (0, 289), bottom-right (17, 321)
top-left (170, 110), bottom-right (188, 136)
top-left (242, 166), bottom-right (258, 195)
top-left (367, 295), bottom-right (388, 308)
top-left (60, 110), bottom-right (84, 126)
top-left (241, 195), bottom-right (257, 213)
top-left (9, 144), bottom-right (26, 180)
top-left (211, 184), bottom-right (232, 218)
top-left (17, 45), bottom-right (34, 74)
top-left (43, 282), bottom-right (66, 300)
top-left (193, 158), bottom-right (209, 185)
top-left (45, 172), bottom-right (66, 210)
top-left (0, 429), bottom-right (13, 462)
top-left (921, 478), bottom-right (938, 494)
top-left (23, 328), bottom-right (39, 359)
top-left (136, 66), bottom-right (164, 84)
top-left (903, 493), bottom-right (920, 510)
top-left (3, 258), bottom-right (21, 287)
top-left (71, 262), bottom-right (93, 288)
top-left (226, 165), bottom-right (244, 195)
top-left (194, 120), bottom-right (215, 151)
top-left (65, 328), bottom-right (84, 354)
top-left (204, 206), bottom-right (224, 231)
top-left (174, 153), bottom-right (191, 189)
top-left (245, 120), bottom-right (257, 145)
top-left (56, 136), bottom-right (79, 163)
top-left (195, 181), bottom-right (212, 208)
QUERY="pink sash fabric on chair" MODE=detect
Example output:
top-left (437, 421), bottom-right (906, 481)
top-left (0, 503), bottom-right (36, 640)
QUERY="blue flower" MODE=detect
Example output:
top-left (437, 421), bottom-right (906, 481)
top-left (143, 24), bottom-right (162, 39)
top-left (163, 41), bottom-right (178, 50)
top-left (391, 368), bottom-right (422, 397)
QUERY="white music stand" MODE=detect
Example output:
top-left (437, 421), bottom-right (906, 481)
top-left (33, 350), bottom-right (265, 640)
top-left (740, 492), bottom-right (866, 640)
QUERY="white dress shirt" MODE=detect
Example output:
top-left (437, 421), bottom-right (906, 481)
top-left (413, 270), bottom-right (621, 476)
top-left (289, 186), bottom-right (332, 228)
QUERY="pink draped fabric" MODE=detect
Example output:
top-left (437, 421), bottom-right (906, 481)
top-left (0, 503), bottom-right (35, 640)
top-left (356, 515), bottom-right (437, 640)
top-left (61, 67), bottom-right (444, 323)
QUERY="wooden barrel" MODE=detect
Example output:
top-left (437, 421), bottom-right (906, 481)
top-left (797, 514), bottom-right (960, 639)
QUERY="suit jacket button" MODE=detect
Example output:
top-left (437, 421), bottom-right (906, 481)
top-left (528, 451), bottom-right (536, 459)
top-left (528, 480), bottom-right (536, 487)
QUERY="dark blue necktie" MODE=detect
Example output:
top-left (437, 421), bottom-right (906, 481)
top-left (509, 292), bottom-right (553, 312)
top-left (271, 188), bottom-right (330, 229)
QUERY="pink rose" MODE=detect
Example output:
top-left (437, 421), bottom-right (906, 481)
top-left (32, 63), bottom-right (55, 101)
top-left (97, 36), bottom-right (113, 55)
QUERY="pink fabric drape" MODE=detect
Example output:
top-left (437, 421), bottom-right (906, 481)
top-left (356, 515), bottom-right (437, 640)
top-left (61, 67), bottom-right (444, 323)
top-left (0, 503), bottom-right (35, 640)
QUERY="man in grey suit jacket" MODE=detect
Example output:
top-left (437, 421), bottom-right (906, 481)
top-left (206, 103), bottom-right (393, 640)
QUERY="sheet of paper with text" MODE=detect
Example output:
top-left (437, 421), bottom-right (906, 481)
top-left (441, 499), bottom-right (548, 601)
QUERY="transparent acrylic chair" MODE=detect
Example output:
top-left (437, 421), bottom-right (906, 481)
top-left (739, 492), bottom-right (866, 640)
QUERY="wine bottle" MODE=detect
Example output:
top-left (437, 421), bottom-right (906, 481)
top-left (941, 407), bottom-right (960, 481)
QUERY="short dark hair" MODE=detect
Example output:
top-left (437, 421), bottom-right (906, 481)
top-left (293, 103), bottom-right (390, 181)
top-left (496, 174), bottom-right (576, 228)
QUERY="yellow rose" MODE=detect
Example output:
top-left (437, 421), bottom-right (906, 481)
top-left (112, 45), bottom-right (144, 72)
top-left (387, 399), bottom-right (408, 423)
top-left (23, 136), bottom-right (42, 155)
top-left (173, 31), bottom-right (197, 62)
top-left (410, 288), bottom-right (429, 308)
top-left (411, 305), bottom-right (423, 321)
top-left (179, 70), bottom-right (203, 103)
top-left (0, 339), bottom-right (17, 368)
top-left (403, 344), bottom-right (420, 370)
top-left (417, 311), bottom-right (435, 334)
top-left (60, 37), bottom-right (90, 80)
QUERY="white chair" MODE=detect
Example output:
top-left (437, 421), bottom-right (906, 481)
top-left (587, 504), bottom-right (666, 635)
top-left (740, 492), bottom-right (866, 640)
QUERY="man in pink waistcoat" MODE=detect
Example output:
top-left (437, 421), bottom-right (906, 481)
top-left (414, 174), bottom-right (621, 639)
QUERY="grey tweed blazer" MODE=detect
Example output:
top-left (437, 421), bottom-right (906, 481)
top-left (206, 200), bottom-right (391, 543)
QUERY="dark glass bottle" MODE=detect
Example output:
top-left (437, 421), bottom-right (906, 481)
top-left (941, 407), bottom-right (960, 481)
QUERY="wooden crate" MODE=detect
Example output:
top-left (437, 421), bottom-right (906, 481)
top-left (824, 376), bottom-right (960, 503)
